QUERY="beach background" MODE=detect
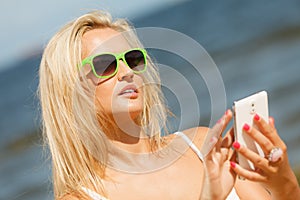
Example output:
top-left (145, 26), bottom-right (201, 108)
top-left (1, 0), bottom-right (300, 199)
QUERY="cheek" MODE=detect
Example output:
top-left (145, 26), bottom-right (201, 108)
top-left (94, 84), bottom-right (115, 110)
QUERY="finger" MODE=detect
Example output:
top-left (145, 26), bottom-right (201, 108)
top-left (222, 127), bottom-right (234, 148)
top-left (220, 148), bottom-right (229, 162)
top-left (220, 109), bottom-right (233, 133)
top-left (230, 162), bottom-right (268, 182)
top-left (205, 136), bottom-right (218, 160)
top-left (216, 136), bottom-right (223, 152)
top-left (230, 150), bottom-right (237, 162)
top-left (212, 109), bottom-right (232, 139)
top-left (252, 114), bottom-right (281, 145)
top-left (232, 142), bottom-right (271, 172)
top-left (254, 114), bottom-right (287, 150)
top-left (269, 116), bottom-right (275, 128)
top-left (215, 110), bottom-right (233, 152)
top-left (242, 123), bottom-right (274, 154)
top-left (202, 110), bottom-right (232, 156)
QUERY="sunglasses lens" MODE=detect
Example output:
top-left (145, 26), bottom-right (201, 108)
top-left (92, 54), bottom-right (117, 77)
top-left (125, 50), bottom-right (146, 72)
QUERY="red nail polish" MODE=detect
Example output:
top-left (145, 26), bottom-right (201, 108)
top-left (225, 109), bottom-right (229, 115)
top-left (269, 117), bottom-right (275, 125)
top-left (210, 136), bottom-right (217, 143)
top-left (254, 114), bottom-right (260, 121)
top-left (230, 161), bottom-right (236, 168)
top-left (243, 123), bottom-right (250, 131)
top-left (233, 142), bottom-right (241, 149)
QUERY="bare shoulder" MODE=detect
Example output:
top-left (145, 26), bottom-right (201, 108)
top-left (163, 126), bottom-right (209, 155)
top-left (175, 126), bottom-right (209, 149)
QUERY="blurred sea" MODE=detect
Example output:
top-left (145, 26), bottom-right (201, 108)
top-left (1, 0), bottom-right (300, 199)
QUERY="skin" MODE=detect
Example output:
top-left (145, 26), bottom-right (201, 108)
top-left (61, 27), bottom-right (299, 199)
top-left (230, 116), bottom-right (300, 200)
top-left (82, 28), bottom-right (146, 144)
top-left (83, 28), bottom-right (144, 120)
top-left (80, 28), bottom-right (205, 199)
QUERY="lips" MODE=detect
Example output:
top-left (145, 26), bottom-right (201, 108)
top-left (118, 84), bottom-right (138, 97)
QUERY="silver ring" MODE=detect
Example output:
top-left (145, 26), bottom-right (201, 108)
top-left (268, 147), bottom-right (283, 162)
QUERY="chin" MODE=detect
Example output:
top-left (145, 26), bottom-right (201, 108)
top-left (109, 105), bottom-right (142, 118)
top-left (129, 110), bottom-right (143, 121)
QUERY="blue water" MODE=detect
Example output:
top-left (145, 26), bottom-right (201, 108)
top-left (1, 0), bottom-right (300, 199)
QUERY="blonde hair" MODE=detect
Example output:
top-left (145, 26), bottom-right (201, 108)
top-left (38, 10), bottom-right (169, 199)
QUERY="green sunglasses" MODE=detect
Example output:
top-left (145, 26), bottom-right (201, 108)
top-left (81, 48), bottom-right (147, 79)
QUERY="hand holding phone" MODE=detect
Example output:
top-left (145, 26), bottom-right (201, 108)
top-left (233, 91), bottom-right (269, 170)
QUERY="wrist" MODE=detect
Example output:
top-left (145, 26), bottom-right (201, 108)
top-left (270, 184), bottom-right (300, 200)
top-left (269, 169), bottom-right (300, 200)
top-left (200, 176), bottom-right (226, 200)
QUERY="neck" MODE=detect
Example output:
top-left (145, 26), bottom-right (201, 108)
top-left (111, 135), bottom-right (152, 153)
top-left (105, 133), bottom-right (188, 174)
top-left (103, 114), bottom-right (153, 153)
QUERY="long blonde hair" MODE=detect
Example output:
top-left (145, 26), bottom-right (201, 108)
top-left (38, 10), bottom-right (169, 199)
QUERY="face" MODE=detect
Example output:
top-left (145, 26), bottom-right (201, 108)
top-left (81, 28), bottom-right (145, 123)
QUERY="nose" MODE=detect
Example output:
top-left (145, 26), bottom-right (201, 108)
top-left (117, 59), bottom-right (134, 81)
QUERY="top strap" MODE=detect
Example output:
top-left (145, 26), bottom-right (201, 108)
top-left (174, 132), bottom-right (204, 162)
top-left (82, 187), bottom-right (108, 200)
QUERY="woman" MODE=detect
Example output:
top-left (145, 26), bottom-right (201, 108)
top-left (39, 10), bottom-right (300, 199)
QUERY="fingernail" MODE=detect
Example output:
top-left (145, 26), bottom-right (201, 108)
top-left (230, 161), bottom-right (236, 168)
top-left (254, 114), bottom-right (260, 121)
top-left (243, 123), bottom-right (250, 131)
top-left (209, 136), bottom-right (217, 144)
top-left (217, 115), bottom-right (225, 124)
top-left (233, 142), bottom-right (241, 149)
top-left (225, 109), bottom-right (230, 115)
top-left (269, 117), bottom-right (275, 125)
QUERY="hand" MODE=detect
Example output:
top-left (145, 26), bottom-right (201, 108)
top-left (230, 114), bottom-right (300, 200)
top-left (200, 110), bottom-right (237, 200)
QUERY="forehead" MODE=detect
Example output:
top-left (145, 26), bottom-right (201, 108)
top-left (82, 28), bottom-right (131, 58)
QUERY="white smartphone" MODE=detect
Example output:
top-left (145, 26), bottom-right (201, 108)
top-left (233, 91), bottom-right (269, 171)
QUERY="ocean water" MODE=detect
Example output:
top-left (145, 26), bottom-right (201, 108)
top-left (1, 0), bottom-right (300, 199)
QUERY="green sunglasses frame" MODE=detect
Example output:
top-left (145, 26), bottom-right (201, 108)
top-left (80, 48), bottom-right (147, 79)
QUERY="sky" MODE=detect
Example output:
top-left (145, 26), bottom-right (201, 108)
top-left (0, 0), bottom-right (187, 72)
